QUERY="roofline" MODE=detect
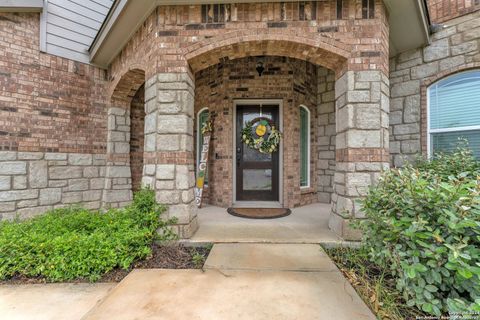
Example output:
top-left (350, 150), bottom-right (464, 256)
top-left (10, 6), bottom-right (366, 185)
top-left (0, 0), bottom-right (43, 12)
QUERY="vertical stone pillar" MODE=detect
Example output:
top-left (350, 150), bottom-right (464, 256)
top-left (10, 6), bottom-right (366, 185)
top-left (142, 73), bottom-right (198, 239)
top-left (102, 102), bottom-right (133, 208)
top-left (329, 70), bottom-right (390, 240)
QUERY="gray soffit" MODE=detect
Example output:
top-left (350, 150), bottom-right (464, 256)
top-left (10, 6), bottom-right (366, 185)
top-left (385, 0), bottom-right (431, 57)
top-left (90, 0), bottom-right (432, 68)
top-left (0, 0), bottom-right (43, 12)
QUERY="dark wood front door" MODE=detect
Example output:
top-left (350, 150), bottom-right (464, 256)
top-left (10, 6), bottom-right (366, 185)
top-left (236, 104), bottom-right (280, 202)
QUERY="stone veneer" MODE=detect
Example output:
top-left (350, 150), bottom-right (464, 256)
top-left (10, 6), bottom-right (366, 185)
top-left (316, 69), bottom-right (337, 204)
top-left (141, 73), bottom-right (198, 238)
top-left (389, 10), bottom-right (480, 166)
top-left (0, 151), bottom-right (107, 220)
top-left (329, 70), bottom-right (390, 240)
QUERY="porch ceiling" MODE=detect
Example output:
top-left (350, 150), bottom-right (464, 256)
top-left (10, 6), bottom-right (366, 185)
top-left (89, 0), bottom-right (431, 69)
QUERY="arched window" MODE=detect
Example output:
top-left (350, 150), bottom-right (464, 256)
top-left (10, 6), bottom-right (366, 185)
top-left (300, 106), bottom-right (311, 188)
top-left (197, 108), bottom-right (209, 184)
top-left (428, 70), bottom-right (480, 157)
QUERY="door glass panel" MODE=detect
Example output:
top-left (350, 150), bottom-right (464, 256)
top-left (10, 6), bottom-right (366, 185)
top-left (241, 109), bottom-right (273, 162)
top-left (243, 146), bottom-right (271, 162)
top-left (243, 169), bottom-right (272, 191)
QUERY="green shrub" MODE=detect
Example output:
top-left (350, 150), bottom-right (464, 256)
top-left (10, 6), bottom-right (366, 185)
top-left (0, 188), bottom-right (176, 282)
top-left (359, 146), bottom-right (480, 315)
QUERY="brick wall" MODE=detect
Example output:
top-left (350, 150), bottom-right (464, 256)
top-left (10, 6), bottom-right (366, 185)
top-left (130, 85), bottom-right (145, 192)
top-left (194, 56), bottom-right (333, 209)
top-left (0, 12), bottom-right (108, 154)
top-left (108, 0), bottom-right (389, 86)
top-left (428, 0), bottom-right (480, 24)
top-left (390, 10), bottom-right (480, 166)
top-left (0, 12), bottom-right (114, 220)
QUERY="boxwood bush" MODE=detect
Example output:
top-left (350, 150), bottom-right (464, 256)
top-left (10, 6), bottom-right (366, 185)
top-left (360, 145), bottom-right (480, 315)
top-left (0, 188), bottom-right (176, 282)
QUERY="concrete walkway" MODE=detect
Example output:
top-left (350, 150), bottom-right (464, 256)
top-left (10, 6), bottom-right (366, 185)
top-left (0, 283), bottom-right (114, 320)
top-left (83, 244), bottom-right (375, 320)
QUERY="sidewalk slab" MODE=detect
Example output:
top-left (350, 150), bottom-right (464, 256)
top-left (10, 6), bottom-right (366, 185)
top-left (83, 269), bottom-right (375, 320)
top-left (0, 283), bottom-right (115, 320)
top-left (204, 243), bottom-right (338, 272)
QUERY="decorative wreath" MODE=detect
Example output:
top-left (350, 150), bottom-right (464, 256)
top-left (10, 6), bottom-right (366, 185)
top-left (241, 117), bottom-right (282, 154)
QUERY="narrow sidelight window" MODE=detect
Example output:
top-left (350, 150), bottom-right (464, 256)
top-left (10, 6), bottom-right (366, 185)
top-left (201, 4), bottom-right (229, 23)
top-left (428, 70), bottom-right (480, 158)
top-left (336, 0), bottom-right (343, 19)
top-left (362, 0), bottom-right (375, 19)
top-left (300, 106), bottom-right (311, 188)
top-left (197, 108), bottom-right (210, 184)
top-left (299, 1), bottom-right (317, 21)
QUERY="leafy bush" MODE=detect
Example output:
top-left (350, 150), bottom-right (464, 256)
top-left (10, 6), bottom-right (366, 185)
top-left (359, 146), bottom-right (480, 315)
top-left (0, 188), bottom-right (176, 282)
top-left (325, 247), bottom-right (427, 320)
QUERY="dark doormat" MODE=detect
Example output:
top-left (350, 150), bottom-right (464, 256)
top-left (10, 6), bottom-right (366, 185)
top-left (227, 207), bottom-right (292, 219)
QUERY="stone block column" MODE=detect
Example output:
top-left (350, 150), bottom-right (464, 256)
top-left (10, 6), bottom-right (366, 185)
top-left (142, 72), bottom-right (198, 239)
top-left (329, 70), bottom-right (390, 240)
top-left (102, 103), bottom-right (133, 208)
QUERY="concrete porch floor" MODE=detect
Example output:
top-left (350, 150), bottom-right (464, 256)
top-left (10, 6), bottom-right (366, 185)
top-left (189, 203), bottom-right (344, 244)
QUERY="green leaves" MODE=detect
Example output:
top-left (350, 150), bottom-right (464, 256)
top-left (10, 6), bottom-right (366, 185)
top-left (0, 188), bottom-right (172, 282)
top-left (359, 144), bottom-right (480, 316)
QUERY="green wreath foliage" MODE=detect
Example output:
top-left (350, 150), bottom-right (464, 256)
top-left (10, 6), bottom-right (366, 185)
top-left (241, 118), bottom-right (282, 154)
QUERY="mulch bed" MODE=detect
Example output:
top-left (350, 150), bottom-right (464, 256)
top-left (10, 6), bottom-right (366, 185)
top-left (1, 244), bottom-right (211, 285)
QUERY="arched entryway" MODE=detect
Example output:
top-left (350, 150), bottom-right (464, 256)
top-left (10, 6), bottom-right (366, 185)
top-left (102, 68), bottom-right (146, 208)
top-left (107, 37), bottom-right (389, 240)
top-left (192, 55), bottom-right (335, 210)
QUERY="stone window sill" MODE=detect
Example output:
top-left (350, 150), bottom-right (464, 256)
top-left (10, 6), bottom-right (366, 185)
top-left (300, 187), bottom-right (315, 195)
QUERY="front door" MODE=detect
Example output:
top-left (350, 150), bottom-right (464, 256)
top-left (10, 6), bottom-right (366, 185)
top-left (236, 104), bottom-right (280, 202)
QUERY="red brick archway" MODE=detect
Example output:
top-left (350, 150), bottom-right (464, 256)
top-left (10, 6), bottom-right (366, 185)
top-left (184, 32), bottom-right (350, 74)
top-left (110, 68), bottom-right (146, 107)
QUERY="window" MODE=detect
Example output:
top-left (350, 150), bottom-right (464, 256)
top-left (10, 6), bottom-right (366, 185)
top-left (299, 1), bottom-right (317, 21)
top-left (197, 108), bottom-right (210, 184)
top-left (201, 4), bottom-right (230, 23)
top-left (336, 0), bottom-right (343, 19)
top-left (300, 106), bottom-right (311, 188)
top-left (428, 70), bottom-right (480, 158)
top-left (362, 0), bottom-right (375, 19)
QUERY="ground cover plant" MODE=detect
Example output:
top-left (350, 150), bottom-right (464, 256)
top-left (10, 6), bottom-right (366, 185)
top-left (0, 188), bottom-right (178, 282)
top-left (326, 246), bottom-right (427, 320)
top-left (359, 143), bottom-right (480, 316)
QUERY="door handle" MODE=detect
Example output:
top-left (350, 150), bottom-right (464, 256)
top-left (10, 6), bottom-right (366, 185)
top-left (236, 154), bottom-right (241, 167)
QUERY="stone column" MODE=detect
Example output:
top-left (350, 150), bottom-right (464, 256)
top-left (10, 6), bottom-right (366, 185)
top-left (329, 70), bottom-right (390, 240)
top-left (142, 73), bottom-right (198, 239)
top-left (102, 103), bottom-right (133, 208)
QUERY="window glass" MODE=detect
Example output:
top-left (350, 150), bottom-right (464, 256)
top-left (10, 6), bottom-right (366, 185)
top-left (429, 70), bottom-right (480, 157)
top-left (300, 107), bottom-right (310, 187)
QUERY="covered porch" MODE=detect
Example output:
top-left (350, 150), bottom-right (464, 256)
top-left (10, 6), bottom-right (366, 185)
top-left (189, 203), bottom-right (343, 244)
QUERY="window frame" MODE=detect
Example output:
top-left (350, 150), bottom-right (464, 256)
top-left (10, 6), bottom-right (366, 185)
top-left (427, 70), bottom-right (480, 158)
top-left (196, 107), bottom-right (210, 185)
top-left (299, 105), bottom-right (311, 189)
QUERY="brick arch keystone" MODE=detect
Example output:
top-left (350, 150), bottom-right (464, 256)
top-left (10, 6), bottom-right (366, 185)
top-left (183, 32), bottom-right (350, 74)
